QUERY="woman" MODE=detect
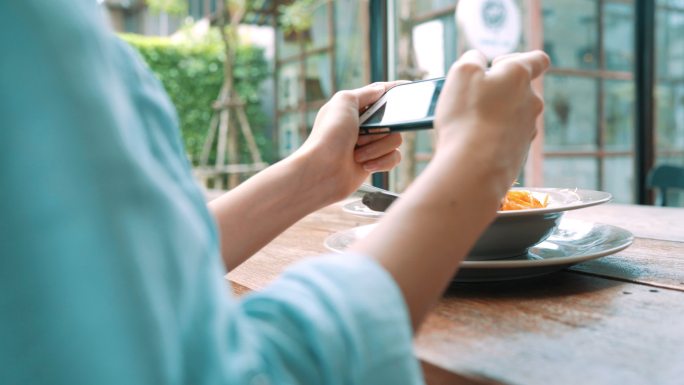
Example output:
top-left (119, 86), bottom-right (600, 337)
top-left (0, 1), bottom-right (549, 384)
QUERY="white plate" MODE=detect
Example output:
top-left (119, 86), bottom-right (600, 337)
top-left (343, 188), bottom-right (613, 218)
top-left (342, 199), bottom-right (385, 218)
top-left (324, 218), bottom-right (633, 282)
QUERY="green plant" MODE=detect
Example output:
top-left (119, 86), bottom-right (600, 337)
top-left (119, 33), bottom-right (273, 163)
top-left (141, 1), bottom-right (322, 173)
top-left (144, 0), bottom-right (321, 32)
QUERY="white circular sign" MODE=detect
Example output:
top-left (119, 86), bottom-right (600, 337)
top-left (456, 0), bottom-right (522, 60)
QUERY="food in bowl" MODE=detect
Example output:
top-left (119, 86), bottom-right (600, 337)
top-left (500, 190), bottom-right (549, 210)
top-left (362, 189), bottom-right (550, 213)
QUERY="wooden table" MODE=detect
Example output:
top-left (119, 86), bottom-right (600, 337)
top-left (227, 200), bottom-right (684, 385)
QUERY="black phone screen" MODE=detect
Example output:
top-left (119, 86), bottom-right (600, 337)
top-left (362, 77), bottom-right (444, 128)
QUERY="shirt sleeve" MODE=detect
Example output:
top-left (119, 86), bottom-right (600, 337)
top-left (233, 253), bottom-right (424, 385)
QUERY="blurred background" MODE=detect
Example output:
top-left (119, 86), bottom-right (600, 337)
top-left (99, 0), bottom-right (684, 206)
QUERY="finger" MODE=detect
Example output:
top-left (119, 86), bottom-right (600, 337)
top-left (354, 133), bottom-right (403, 163)
top-left (448, 49), bottom-right (488, 76)
top-left (527, 50), bottom-right (552, 78)
top-left (491, 50), bottom-right (550, 80)
top-left (362, 149), bottom-right (402, 172)
top-left (382, 80), bottom-right (412, 88)
top-left (357, 133), bottom-right (389, 147)
top-left (436, 50), bottom-right (488, 121)
top-left (352, 80), bottom-right (410, 110)
top-left (492, 52), bottom-right (520, 66)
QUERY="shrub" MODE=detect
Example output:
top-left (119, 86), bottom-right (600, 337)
top-left (119, 32), bottom-right (273, 165)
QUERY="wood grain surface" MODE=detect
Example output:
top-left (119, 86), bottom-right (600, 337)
top-left (564, 203), bottom-right (683, 242)
top-left (416, 273), bottom-right (684, 385)
top-left (568, 237), bottom-right (684, 290)
top-left (226, 199), bottom-right (684, 385)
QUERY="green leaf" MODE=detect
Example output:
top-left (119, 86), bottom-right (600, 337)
top-left (119, 30), bottom-right (274, 164)
top-left (145, 0), bottom-right (187, 15)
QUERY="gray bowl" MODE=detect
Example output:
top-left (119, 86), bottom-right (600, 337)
top-left (347, 187), bottom-right (612, 261)
top-left (468, 212), bottom-right (563, 260)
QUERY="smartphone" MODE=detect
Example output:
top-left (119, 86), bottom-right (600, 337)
top-left (359, 77), bottom-right (445, 135)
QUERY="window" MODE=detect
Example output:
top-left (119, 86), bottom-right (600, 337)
top-left (388, 1), bottom-right (463, 190)
top-left (655, 0), bottom-right (684, 205)
top-left (541, 0), bottom-right (635, 202)
top-left (274, 0), bottom-right (371, 157)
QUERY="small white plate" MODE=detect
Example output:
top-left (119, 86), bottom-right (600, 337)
top-left (343, 188), bottom-right (613, 218)
top-left (324, 218), bottom-right (633, 282)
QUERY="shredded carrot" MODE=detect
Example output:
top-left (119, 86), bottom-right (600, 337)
top-left (500, 190), bottom-right (549, 211)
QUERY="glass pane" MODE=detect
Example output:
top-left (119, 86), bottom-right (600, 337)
top-left (413, 20), bottom-right (446, 79)
top-left (307, 109), bottom-right (318, 132)
top-left (414, 0), bottom-right (456, 16)
top-left (416, 161), bottom-right (430, 177)
top-left (655, 83), bottom-right (684, 155)
top-left (304, 2), bottom-right (331, 52)
top-left (544, 75), bottom-right (598, 152)
top-left (440, 15), bottom-right (458, 69)
top-left (278, 62), bottom-right (301, 111)
top-left (385, 0), bottom-right (461, 191)
top-left (543, 157), bottom-right (599, 190)
top-left (603, 2), bottom-right (634, 72)
top-left (542, 0), bottom-right (599, 70)
top-left (603, 156), bottom-right (634, 203)
top-left (278, 112), bottom-right (301, 157)
top-left (662, 0), bottom-right (684, 10)
top-left (276, 28), bottom-right (300, 60)
top-left (305, 53), bottom-right (332, 102)
top-left (655, 1), bottom-right (684, 196)
top-left (391, 0), bottom-right (458, 82)
top-left (656, 7), bottom-right (684, 79)
top-left (416, 130), bottom-right (435, 154)
top-left (656, 8), bottom-right (666, 77)
top-left (334, 0), bottom-right (370, 89)
top-left (670, 11), bottom-right (683, 78)
top-left (603, 79), bottom-right (635, 151)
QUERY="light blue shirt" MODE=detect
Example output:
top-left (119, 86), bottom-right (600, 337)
top-left (0, 2), bottom-right (422, 384)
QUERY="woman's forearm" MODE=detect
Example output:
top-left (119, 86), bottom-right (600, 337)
top-left (351, 50), bottom-right (549, 331)
top-left (350, 140), bottom-right (508, 330)
top-left (208, 151), bottom-right (334, 270)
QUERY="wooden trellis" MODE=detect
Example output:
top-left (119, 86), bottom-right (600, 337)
top-left (194, 1), bottom-right (268, 190)
top-left (196, 86), bottom-right (267, 190)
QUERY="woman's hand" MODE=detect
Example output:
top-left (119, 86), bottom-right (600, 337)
top-left (433, 50), bottom-right (550, 194)
top-left (209, 82), bottom-right (405, 269)
top-left (293, 82), bottom-right (405, 204)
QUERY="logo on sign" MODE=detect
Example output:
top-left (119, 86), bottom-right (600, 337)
top-left (456, 0), bottom-right (522, 60)
top-left (482, 0), bottom-right (506, 30)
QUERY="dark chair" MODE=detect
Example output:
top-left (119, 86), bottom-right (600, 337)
top-left (647, 164), bottom-right (684, 206)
